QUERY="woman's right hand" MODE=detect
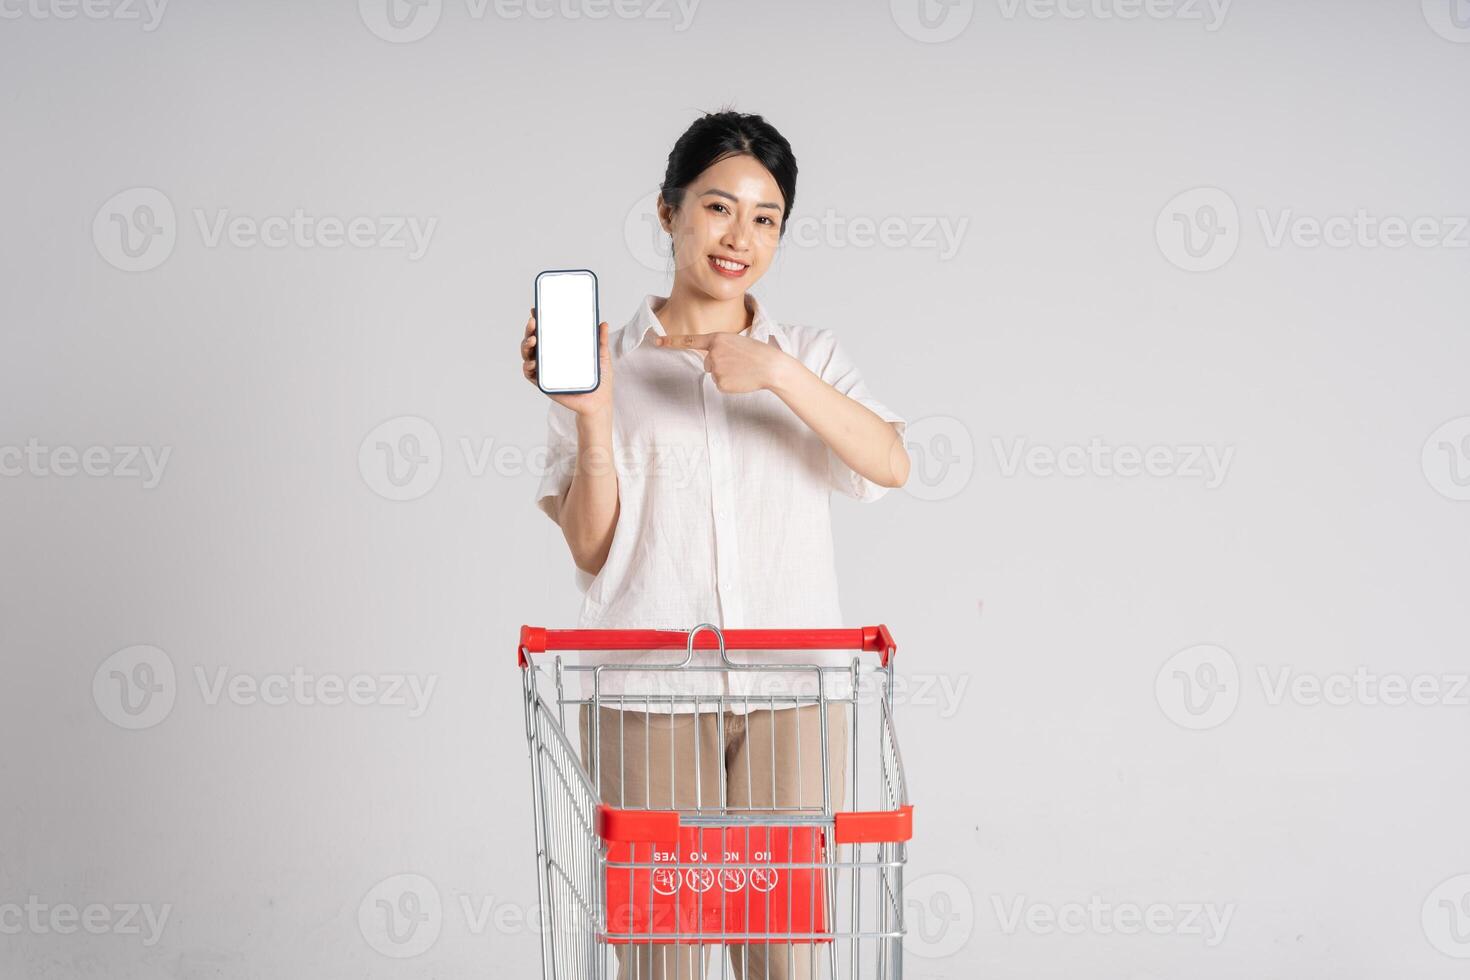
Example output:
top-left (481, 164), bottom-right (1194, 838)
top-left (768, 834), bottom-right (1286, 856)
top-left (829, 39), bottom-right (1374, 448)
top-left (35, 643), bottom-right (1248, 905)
top-left (521, 306), bottom-right (614, 417)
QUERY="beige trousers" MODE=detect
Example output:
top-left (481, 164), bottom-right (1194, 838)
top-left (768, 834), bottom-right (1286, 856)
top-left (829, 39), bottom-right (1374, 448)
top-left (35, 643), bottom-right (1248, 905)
top-left (580, 704), bottom-right (848, 980)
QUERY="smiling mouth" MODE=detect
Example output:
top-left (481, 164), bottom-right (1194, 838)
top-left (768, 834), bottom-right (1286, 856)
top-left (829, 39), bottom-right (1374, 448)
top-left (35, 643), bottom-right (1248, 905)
top-left (708, 255), bottom-right (750, 277)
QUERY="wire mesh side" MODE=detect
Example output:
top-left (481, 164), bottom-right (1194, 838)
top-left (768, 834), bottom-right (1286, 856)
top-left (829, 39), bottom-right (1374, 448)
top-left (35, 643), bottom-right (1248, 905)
top-left (526, 667), bottom-right (602, 980)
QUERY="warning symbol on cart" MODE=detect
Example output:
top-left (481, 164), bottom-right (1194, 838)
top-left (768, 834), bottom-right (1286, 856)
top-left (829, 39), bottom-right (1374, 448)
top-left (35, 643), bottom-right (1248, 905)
top-left (718, 868), bottom-right (746, 892)
top-left (749, 868), bottom-right (779, 893)
top-left (651, 868), bottom-right (681, 896)
top-left (685, 868), bottom-right (716, 893)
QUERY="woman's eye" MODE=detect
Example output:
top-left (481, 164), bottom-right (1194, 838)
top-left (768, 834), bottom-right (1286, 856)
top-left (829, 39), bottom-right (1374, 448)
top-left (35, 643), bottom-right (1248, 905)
top-left (705, 203), bottom-right (776, 228)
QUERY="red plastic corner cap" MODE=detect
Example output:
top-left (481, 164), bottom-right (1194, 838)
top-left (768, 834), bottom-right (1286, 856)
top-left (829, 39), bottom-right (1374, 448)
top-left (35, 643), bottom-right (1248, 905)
top-left (870, 624), bottom-right (897, 666)
top-left (833, 805), bottom-right (913, 844)
top-left (519, 625), bottom-right (547, 667)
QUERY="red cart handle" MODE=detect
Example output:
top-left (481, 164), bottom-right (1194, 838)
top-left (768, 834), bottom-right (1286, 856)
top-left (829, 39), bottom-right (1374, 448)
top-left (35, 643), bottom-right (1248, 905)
top-left (597, 804), bottom-right (914, 845)
top-left (518, 625), bottom-right (897, 669)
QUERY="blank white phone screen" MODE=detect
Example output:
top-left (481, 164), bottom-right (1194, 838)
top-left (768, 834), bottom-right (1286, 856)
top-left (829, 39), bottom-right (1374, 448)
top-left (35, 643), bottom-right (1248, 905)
top-left (536, 271), bottom-right (598, 392)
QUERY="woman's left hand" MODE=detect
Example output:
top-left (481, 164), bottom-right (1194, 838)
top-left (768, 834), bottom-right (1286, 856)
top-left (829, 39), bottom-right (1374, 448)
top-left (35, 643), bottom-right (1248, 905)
top-left (655, 332), bottom-right (795, 394)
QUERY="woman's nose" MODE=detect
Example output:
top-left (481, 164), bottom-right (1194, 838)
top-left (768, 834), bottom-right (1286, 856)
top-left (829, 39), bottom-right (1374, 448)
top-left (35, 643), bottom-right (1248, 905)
top-left (722, 221), bottom-right (752, 252)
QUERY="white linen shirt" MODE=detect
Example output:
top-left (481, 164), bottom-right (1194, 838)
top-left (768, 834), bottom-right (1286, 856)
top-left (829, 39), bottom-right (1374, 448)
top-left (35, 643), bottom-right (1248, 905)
top-left (534, 293), bottom-right (905, 711)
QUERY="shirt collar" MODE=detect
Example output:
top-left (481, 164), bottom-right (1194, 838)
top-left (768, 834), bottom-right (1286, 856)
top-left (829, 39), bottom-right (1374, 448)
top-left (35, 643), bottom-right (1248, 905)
top-left (618, 293), bottom-right (790, 357)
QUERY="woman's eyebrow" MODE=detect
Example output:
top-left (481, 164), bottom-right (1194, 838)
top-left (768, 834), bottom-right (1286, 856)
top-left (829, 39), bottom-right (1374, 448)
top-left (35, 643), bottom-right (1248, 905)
top-left (699, 187), bottom-right (782, 210)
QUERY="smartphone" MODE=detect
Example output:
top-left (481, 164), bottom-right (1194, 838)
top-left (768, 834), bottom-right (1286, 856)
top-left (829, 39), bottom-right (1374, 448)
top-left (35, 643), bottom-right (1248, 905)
top-left (533, 269), bottom-right (600, 395)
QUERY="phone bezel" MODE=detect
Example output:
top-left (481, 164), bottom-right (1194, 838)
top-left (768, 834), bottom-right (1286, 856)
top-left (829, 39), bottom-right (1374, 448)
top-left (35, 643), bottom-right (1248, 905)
top-left (533, 268), bottom-right (601, 395)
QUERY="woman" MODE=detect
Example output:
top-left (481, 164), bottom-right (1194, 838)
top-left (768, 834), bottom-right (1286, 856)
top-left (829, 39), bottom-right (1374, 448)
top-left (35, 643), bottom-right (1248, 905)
top-left (521, 109), bottom-right (908, 980)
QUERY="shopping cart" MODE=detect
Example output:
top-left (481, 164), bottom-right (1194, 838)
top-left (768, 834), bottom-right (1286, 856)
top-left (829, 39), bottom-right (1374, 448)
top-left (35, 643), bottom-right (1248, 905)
top-left (519, 622), bottom-right (914, 979)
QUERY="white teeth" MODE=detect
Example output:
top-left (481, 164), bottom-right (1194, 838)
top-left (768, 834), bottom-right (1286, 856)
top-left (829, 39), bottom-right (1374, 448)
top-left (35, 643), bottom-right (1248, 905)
top-left (711, 257), bottom-right (746, 272)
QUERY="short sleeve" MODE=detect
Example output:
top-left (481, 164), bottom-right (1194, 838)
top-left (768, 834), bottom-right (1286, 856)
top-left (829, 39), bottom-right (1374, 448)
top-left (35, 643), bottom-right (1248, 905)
top-left (534, 401), bottom-right (579, 525)
top-left (814, 329), bottom-right (908, 502)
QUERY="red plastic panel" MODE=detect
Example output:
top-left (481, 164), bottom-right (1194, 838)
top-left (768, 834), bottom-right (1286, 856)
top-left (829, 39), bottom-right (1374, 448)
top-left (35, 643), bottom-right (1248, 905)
top-left (604, 825), bottom-right (829, 944)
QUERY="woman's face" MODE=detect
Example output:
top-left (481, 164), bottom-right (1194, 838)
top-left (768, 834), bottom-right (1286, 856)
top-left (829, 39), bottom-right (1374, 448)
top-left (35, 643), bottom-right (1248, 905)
top-left (660, 153), bottom-right (785, 301)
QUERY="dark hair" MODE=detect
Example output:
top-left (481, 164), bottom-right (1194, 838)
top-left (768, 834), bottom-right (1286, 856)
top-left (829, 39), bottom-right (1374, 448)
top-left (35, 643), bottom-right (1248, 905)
top-left (659, 110), bottom-right (798, 238)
